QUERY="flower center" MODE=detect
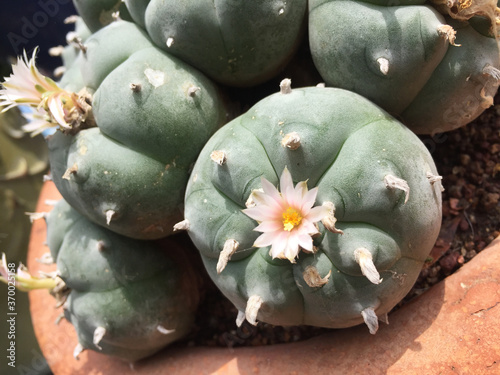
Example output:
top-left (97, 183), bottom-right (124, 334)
top-left (458, 0), bottom-right (471, 10)
top-left (282, 207), bottom-right (302, 231)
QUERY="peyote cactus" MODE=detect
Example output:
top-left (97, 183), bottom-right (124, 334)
top-left (124, 0), bottom-right (308, 87)
top-left (5, 0), bottom-right (486, 362)
top-left (308, 0), bottom-right (500, 134)
top-left (71, 0), bottom-right (133, 32)
top-left (49, 15), bottom-right (92, 79)
top-left (4, 198), bottom-right (201, 362)
top-left (51, 21), bottom-right (226, 239)
top-left (182, 82), bottom-right (443, 333)
top-left (1, 20), bottom-right (227, 240)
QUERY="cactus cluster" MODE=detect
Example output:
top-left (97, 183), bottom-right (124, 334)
top-left (0, 0), bottom-right (498, 364)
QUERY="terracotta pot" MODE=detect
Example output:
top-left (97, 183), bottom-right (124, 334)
top-left (28, 182), bottom-right (500, 374)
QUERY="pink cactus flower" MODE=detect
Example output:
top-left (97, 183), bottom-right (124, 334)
top-left (243, 167), bottom-right (329, 262)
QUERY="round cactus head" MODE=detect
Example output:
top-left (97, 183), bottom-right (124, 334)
top-left (72, 0), bottom-right (133, 32)
top-left (125, 0), bottom-right (308, 86)
top-left (0, 20), bottom-right (227, 240)
top-left (44, 198), bottom-right (201, 361)
top-left (182, 81), bottom-right (442, 333)
top-left (308, 0), bottom-right (500, 134)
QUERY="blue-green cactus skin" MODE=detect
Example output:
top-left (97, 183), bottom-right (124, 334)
top-left (50, 21), bottom-right (226, 240)
top-left (183, 86), bottom-right (442, 330)
top-left (45, 199), bottom-right (200, 361)
top-left (308, 0), bottom-right (500, 134)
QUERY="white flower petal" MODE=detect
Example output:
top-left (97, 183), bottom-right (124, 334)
top-left (1, 49), bottom-right (45, 103)
top-left (28, 52), bottom-right (57, 92)
top-left (252, 189), bottom-right (282, 211)
top-left (283, 180), bottom-right (302, 208)
top-left (17, 263), bottom-right (32, 280)
top-left (21, 107), bottom-right (46, 123)
top-left (9, 60), bottom-right (34, 86)
top-left (0, 253), bottom-right (9, 280)
top-left (48, 97), bottom-right (70, 128)
top-left (280, 167), bottom-right (295, 199)
top-left (299, 219), bottom-right (319, 235)
top-left (270, 231), bottom-right (288, 259)
top-left (306, 205), bottom-right (330, 222)
top-left (293, 180), bottom-right (308, 203)
top-left (297, 233), bottom-right (314, 252)
top-left (301, 187), bottom-right (319, 213)
top-left (260, 176), bottom-right (283, 206)
top-left (243, 205), bottom-right (279, 222)
top-left (284, 232), bottom-right (300, 261)
top-left (254, 220), bottom-right (283, 233)
top-left (254, 231), bottom-right (279, 248)
top-left (1, 82), bottom-right (40, 103)
top-left (21, 120), bottom-right (52, 136)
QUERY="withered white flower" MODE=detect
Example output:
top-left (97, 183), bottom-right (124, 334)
top-left (0, 48), bottom-right (90, 136)
top-left (0, 253), bottom-right (10, 281)
top-left (0, 252), bottom-right (57, 292)
top-left (243, 167), bottom-right (328, 262)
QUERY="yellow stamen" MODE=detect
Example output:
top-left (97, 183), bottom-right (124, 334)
top-left (458, 0), bottom-right (472, 10)
top-left (282, 207), bottom-right (302, 231)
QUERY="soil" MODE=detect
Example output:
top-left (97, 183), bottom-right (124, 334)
top-left (180, 93), bottom-right (500, 350)
top-left (411, 96), bottom-right (500, 294)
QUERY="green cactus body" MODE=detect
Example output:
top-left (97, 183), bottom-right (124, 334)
top-left (45, 199), bottom-right (200, 361)
top-left (183, 85), bottom-right (442, 332)
top-left (78, 20), bottom-right (155, 91)
top-left (56, 17), bottom-right (92, 72)
top-left (57, 53), bottom-right (86, 94)
top-left (59, 20), bottom-right (153, 93)
top-left (401, 17), bottom-right (500, 133)
top-left (49, 21), bottom-right (226, 239)
top-left (308, 0), bottom-right (500, 134)
top-left (124, 0), bottom-right (149, 28)
top-left (124, 0), bottom-right (307, 87)
top-left (72, 0), bottom-right (133, 32)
